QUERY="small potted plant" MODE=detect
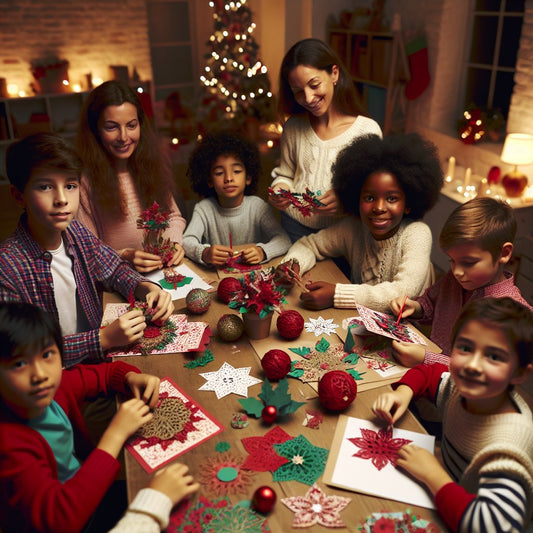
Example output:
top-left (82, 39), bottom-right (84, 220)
top-left (228, 268), bottom-right (287, 339)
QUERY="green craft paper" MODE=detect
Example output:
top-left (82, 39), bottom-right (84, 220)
top-left (289, 346), bottom-right (311, 357)
top-left (159, 276), bottom-right (193, 290)
top-left (217, 466), bottom-right (239, 482)
top-left (184, 349), bottom-right (214, 368)
top-left (315, 337), bottom-right (330, 352)
top-left (238, 397), bottom-right (264, 418)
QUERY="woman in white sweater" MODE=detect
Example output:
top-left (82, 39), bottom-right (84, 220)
top-left (278, 133), bottom-right (444, 312)
top-left (269, 38), bottom-right (382, 242)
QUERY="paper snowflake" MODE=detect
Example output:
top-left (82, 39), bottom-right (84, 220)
top-left (305, 316), bottom-right (339, 336)
top-left (199, 362), bottom-right (262, 399)
top-left (348, 427), bottom-right (412, 471)
top-left (273, 434), bottom-right (328, 485)
top-left (281, 483), bottom-right (351, 528)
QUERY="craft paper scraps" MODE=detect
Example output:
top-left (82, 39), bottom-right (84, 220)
top-left (184, 349), bottom-right (214, 368)
top-left (302, 409), bottom-right (323, 429)
top-left (322, 416), bottom-right (435, 509)
top-left (359, 510), bottom-right (441, 533)
top-left (273, 434), bottom-right (329, 485)
top-left (168, 496), bottom-right (230, 533)
top-left (206, 505), bottom-right (271, 533)
top-left (355, 304), bottom-right (428, 345)
top-left (103, 304), bottom-right (212, 357)
top-left (281, 483), bottom-right (351, 528)
top-left (223, 253), bottom-right (262, 273)
top-left (199, 361), bottom-right (262, 399)
top-left (241, 426), bottom-right (292, 472)
top-left (348, 426), bottom-right (412, 471)
top-left (198, 451), bottom-right (255, 497)
top-left (305, 316), bottom-right (339, 336)
top-left (126, 378), bottom-right (224, 473)
top-left (145, 263), bottom-right (213, 300)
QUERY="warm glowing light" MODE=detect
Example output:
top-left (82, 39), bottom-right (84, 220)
top-left (18, 90), bottom-right (26, 97)
top-left (92, 77), bottom-right (103, 86)
top-left (136, 87), bottom-right (144, 93)
top-left (73, 84), bottom-right (82, 92)
top-left (62, 79), bottom-right (69, 86)
top-left (171, 137), bottom-right (179, 145)
top-left (7, 84), bottom-right (18, 96)
top-left (267, 140), bottom-right (274, 148)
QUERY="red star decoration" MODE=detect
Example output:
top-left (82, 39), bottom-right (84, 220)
top-left (241, 426), bottom-right (291, 472)
top-left (348, 427), bottom-right (411, 471)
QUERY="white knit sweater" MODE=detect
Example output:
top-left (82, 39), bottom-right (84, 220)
top-left (281, 217), bottom-right (433, 312)
top-left (271, 114), bottom-right (382, 229)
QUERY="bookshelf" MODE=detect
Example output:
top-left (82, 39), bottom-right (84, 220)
top-left (328, 27), bottom-right (409, 134)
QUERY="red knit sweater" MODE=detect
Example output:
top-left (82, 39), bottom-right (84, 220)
top-left (0, 361), bottom-right (140, 533)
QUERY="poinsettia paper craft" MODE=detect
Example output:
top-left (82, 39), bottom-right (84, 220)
top-left (103, 304), bottom-right (211, 357)
top-left (359, 509), bottom-right (441, 532)
top-left (241, 426), bottom-right (292, 472)
top-left (224, 254), bottom-right (262, 273)
top-left (348, 426), bottom-right (412, 471)
top-left (267, 186), bottom-right (324, 217)
top-left (126, 378), bottom-right (224, 473)
top-left (228, 268), bottom-right (287, 318)
top-left (304, 316), bottom-right (339, 336)
top-left (281, 483), bottom-right (351, 528)
top-left (137, 201), bottom-right (178, 264)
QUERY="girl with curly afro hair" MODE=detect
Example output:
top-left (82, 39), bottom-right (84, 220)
top-left (277, 132), bottom-right (443, 312)
top-left (183, 131), bottom-right (290, 267)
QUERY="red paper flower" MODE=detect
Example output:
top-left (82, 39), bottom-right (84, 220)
top-left (374, 517), bottom-right (396, 532)
top-left (348, 427), bottom-right (411, 471)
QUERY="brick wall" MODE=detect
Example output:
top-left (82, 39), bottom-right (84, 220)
top-left (0, 0), bottom-right (152, 95)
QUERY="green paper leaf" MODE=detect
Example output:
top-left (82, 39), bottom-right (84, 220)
top-left (288, 368), bottom-right (304, 378)
top-left (347, 369), bottom-right (365, 380)
top-left (289, 346), bottom-right (311, 356)
top-left (315, 337), bottom-right (330, 352)
top-left (343, 353), bottom-right (359, 364)
top-left (184, 349), bottom-right (214, 368)
top-left (238, 397), bottom-right (264, 418)
top-left (277, 399), bottom-right (306, 416)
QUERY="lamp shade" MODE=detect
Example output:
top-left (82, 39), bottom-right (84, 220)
top-left (500, 133), bottom-right (533, 166)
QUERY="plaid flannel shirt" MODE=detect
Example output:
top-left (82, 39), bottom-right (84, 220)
top-left (0, 215), bottom-right (149, 367)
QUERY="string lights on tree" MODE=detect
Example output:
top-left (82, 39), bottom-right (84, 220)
top-left (199, 0), bottom-right (275, 133)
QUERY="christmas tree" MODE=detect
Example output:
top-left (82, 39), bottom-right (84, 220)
top-left (199, 0), bottom-right (276, 132)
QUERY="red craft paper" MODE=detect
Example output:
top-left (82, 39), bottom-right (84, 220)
top-left (126, 377), bottom-right (224, 473)
top-left (241, 425), bottom-right (292, 472)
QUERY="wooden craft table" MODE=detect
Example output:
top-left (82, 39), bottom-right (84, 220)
top-left (110, 259), bottom-right (446, 532)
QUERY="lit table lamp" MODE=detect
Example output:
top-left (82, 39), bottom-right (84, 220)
top-left (500, 133), bottom-right (533, 197)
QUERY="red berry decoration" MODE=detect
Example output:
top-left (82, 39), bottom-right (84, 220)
top-left (261, 405), bottom-right (277, 424)
top-left (318, 370), bottom-right (357, 412)
top-left (261, 349), bottom-right (292, 381)
top-left (252, 485), bottom-right (277, 514)
top-left (276, 310), bottom-right (304, 340)
top-left (185, 288), bottom-right (211, 314)
top-left (217, 276), bottom-right (242, 304)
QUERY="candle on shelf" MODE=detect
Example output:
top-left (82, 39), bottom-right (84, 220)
top-left (464, 167), bottom-right (471, 189)
top-left (445, 156), bottom-right (456, 183)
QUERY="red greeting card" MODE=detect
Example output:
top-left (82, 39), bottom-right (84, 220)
top-left (126, 377), bottom-right (224, 473)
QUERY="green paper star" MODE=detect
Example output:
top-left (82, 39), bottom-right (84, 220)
top-left (273, 434), bottom-right (328, 485)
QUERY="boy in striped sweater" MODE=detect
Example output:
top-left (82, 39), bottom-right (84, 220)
top-left (373, 297), bottom-right (533, 532)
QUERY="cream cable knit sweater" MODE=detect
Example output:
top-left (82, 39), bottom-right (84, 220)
top-left (281, 217), bottom-right (433, 312)
top-left (271, 114), bottom-right (382, 230)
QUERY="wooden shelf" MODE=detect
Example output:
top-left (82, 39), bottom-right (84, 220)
top-left (328, 27), bottom-right (410, 133)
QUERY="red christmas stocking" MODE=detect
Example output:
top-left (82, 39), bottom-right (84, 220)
top-left (405, 37), bottom-right (430, 100)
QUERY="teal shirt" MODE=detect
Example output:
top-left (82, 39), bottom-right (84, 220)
top-left (28, 400), bottom-right (81, 482)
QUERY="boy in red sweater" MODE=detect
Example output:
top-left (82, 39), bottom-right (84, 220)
top-left (0, 301), bottom-right (160, 533)
top-left (373, 297), bottom-right (533, 532)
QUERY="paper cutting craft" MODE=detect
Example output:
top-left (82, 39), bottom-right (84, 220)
top-left (199, 361), bottom-right (262, 399)
top-left (267, 186), bottom-right (324, 217)
top-left (304, 316), bottom-right (339, 336)
top-left (198, 451), bottom-right (256, 496)
top-left (223, 253), bottom-right (262, 273)
top-left (103, 304), bottom-right (211, 357)
top-left (241, 426), bottom-right (292, 472)
top-left (323, 416), bottom-right (435, 509)
top-left (281, 483), bottom-right (351, 528)
top-left (126, 377), bottom-right (224, 473)
top-left (354, 304), bottom-right (428, 345)
top-left (145, 263), bottom-right (213, 300)
top-left (359, 510), bottom-right (441, 533)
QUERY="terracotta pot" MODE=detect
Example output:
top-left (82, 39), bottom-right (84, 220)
top-left (242, 312), bottom-right (272, 340)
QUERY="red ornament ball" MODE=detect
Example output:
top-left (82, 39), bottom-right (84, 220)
top-left (217, 314), bottom-right (244, 342)
top-left (217, 276), bottom-right (242, 304)
top-left (261, 349), bottom-right (292, 381)
top-left (318, 370), bottom-right (357, 412)
top-left (261, 405), bottom-right (277, 424)
top-left (185, 288), bottom-right (211, 314)
top-left (252, 485), bottom-right (277, 514)
top-left (276, 310), bottom-right (304, 340)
